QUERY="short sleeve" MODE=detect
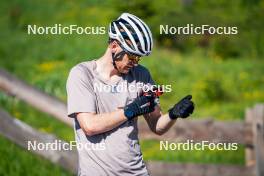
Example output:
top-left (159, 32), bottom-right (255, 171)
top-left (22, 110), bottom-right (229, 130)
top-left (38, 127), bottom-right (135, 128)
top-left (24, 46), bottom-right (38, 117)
top-left (146, 69), bottom-right (156, 86)
top-left (66, 65), bottom-right (96, 118)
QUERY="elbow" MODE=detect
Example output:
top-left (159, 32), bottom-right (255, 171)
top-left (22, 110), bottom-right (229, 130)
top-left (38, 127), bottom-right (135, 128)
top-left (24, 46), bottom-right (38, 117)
top-left (83, 124), bottom-right (99, 136)
top-left (154, 130), bottom-right (166, 136)
top-left (84, 129), bottom-right (96, 136)
top-left (153, 127), bottom-right (169, 136)
top-left (151, 128), bottom-right (166, 136)
top-left (77, 113), bottom-right (101, 136)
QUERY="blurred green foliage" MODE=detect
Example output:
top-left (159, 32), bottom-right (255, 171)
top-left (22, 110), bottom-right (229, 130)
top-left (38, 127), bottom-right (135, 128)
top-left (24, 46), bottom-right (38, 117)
top-left (0, 0), bottom-right (263, 175)
top-left (114, 0), bottom-right (264, 58)
top-left (193, 72), bottom-right (231, 103)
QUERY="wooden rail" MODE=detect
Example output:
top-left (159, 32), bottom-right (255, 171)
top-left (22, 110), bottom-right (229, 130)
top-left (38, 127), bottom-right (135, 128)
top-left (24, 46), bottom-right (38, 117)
top-left (0, 69), bottom-right (71, 126)
top-left (138, 118), bottom-right (253, 145)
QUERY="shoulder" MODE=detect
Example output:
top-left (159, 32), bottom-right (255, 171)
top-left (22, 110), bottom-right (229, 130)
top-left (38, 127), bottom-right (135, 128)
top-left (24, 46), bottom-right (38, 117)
top-left (67, 60), bottom-right (95, 86)
top-left (68, 60), bottom-right (96, 80)
top-left (69, 60), bottom-right (95, 75)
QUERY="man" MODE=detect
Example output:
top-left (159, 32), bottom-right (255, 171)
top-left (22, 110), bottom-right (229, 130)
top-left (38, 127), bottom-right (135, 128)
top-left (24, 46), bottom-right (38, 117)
top-left (66, 13), bottom-right (194, 176)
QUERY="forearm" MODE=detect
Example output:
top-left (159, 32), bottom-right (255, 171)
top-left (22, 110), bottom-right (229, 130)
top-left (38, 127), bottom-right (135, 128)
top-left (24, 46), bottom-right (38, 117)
top-left (144, 106), bottom-right (176, 135)
top-left (77, 109), bottom-right (127, 136)
top-left (155, 113), bottom-right (176, 135)
top-left (148, 95), bottom-right (194, 135)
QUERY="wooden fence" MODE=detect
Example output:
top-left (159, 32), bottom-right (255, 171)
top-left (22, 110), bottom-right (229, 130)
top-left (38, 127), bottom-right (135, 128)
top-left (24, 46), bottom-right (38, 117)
top-left (0, 68), bottom-right (263, 176)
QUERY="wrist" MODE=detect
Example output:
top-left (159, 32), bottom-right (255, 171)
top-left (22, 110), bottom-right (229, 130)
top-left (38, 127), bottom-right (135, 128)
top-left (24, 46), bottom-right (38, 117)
top-left (168, 108), bottom-right (178, 120)
top-left (117, 109), bottom-right (128, 121)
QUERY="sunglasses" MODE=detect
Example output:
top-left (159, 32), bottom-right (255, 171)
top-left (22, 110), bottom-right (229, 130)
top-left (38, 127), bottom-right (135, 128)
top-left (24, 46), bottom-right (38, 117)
top-left (116, 41), bottom-right (141, 63)
top-left (126, 52), bottom-right (141, 63)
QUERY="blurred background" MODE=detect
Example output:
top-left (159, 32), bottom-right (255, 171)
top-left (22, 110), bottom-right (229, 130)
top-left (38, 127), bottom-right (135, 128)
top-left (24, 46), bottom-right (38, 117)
top-left (0, 0), bottom-right (263, 175)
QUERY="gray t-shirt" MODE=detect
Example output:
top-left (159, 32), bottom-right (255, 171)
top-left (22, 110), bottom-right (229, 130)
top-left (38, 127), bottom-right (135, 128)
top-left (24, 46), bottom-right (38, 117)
top-left (66, 60), bottom-right (155, 176)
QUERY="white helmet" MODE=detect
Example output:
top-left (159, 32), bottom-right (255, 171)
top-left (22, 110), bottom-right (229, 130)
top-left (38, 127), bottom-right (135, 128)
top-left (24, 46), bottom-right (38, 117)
top-left (109, 13), bottom-right (153, 56)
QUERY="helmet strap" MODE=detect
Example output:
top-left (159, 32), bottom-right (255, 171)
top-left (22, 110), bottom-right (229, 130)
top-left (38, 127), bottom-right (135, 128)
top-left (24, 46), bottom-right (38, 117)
top-left (111, 51), bottom-right (126, 72)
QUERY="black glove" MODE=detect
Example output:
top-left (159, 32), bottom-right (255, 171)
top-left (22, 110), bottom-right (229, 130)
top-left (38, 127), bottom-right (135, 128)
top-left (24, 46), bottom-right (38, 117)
top-left (168, 95), bottom-right (194, 119)
top-left (124, 94), bottom-right (156, 120)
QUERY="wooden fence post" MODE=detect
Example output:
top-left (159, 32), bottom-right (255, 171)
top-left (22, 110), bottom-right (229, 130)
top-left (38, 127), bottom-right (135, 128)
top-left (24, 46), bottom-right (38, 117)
top-left (245, 107), bottom-right (255, 166)
top-left (253, 104), bottom-right (264, 176)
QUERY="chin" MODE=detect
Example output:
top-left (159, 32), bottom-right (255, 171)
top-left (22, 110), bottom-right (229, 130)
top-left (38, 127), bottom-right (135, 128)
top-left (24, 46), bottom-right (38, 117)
top-left (122, 70), bottom-right (130, 74)
top-left (120, 68), bottom-right (130, 74)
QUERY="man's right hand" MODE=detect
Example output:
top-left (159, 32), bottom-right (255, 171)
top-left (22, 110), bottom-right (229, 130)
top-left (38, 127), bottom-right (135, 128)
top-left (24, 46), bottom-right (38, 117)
top-left (124, 94), bottom-right (156, 120)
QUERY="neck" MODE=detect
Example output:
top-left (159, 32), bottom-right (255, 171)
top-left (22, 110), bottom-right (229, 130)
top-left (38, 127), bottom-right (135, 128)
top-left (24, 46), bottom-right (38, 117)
top-left (96, 48), bottom-right (120, 78)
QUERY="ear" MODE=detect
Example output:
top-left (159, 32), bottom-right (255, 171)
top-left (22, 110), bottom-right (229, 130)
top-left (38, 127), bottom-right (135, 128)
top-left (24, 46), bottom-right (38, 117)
top-left (109, 40), bottom-right (118, 53)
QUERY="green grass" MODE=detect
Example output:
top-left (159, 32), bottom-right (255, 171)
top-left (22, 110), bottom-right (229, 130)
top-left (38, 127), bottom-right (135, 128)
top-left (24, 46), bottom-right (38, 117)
top-left (0, 135), bottom-right (72, 176)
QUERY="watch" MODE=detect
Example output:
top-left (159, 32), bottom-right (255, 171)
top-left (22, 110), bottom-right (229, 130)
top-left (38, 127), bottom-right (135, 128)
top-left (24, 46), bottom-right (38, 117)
top-left (124, 106), bottom-right (134, 120)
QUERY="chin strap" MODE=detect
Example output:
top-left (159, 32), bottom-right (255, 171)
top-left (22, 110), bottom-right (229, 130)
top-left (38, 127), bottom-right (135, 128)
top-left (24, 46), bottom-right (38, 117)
top-left (112, 51), bottom-right (126, 71)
